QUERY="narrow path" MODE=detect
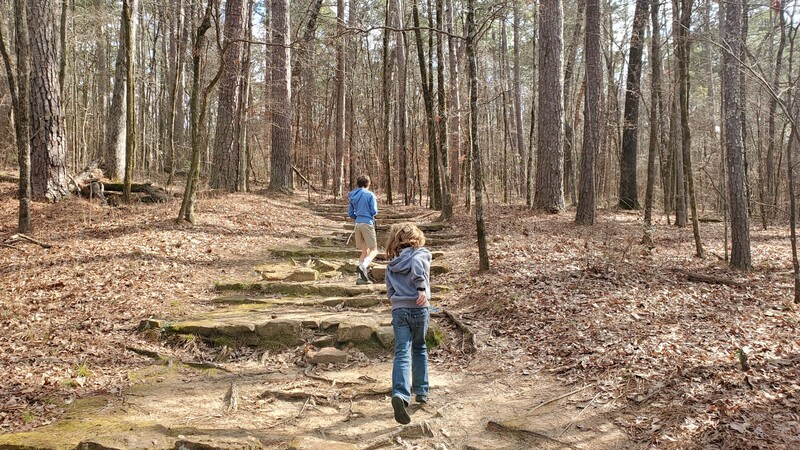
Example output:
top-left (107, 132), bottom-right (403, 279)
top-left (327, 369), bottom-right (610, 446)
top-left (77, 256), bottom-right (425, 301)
top-left (0, 202), bottom-right (630, 449)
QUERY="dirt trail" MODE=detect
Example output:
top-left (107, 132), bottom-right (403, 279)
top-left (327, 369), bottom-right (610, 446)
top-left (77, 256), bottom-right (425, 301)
top-left (0, 202), bottom-right (631, 449)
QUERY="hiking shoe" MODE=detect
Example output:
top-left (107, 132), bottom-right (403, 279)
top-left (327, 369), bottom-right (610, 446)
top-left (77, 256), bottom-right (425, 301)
top-left (356, 265), bottom-right (371, 283)
top-left (356, 277), bottom-right (373, 285)
top-left (415, 395), bottom-right (428, 404)
top-left (392, 396), bottom-right (411, 424)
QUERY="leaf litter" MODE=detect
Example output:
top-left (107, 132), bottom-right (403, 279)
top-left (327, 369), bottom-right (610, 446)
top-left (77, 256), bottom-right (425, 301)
top-left (1, 181), bottom-right (798, 449)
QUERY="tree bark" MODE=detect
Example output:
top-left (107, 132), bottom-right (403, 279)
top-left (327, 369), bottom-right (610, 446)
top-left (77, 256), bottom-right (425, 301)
top-left (28, 0), bottom-right (69, 202)
top-left (721, 0), bottom-right (751, 269)
top-left (467, 0), bottom-right (489, 271)
top-left (332, 0), bottom-right (346, 198)
top-left (122, 0), bottom-right (137, 203)
top-left (436, 0), bottom-right (452, 220)
top-left (0, 0), bottom-right (32, 231)
top-left (268, 0), bottom-right (293, 193)
top-left (105, 0), bottom-right (137, 181)
top-left (562, 0), bottom-right (585, 207)
top-left (211, 0), bottom-right (245, 191)
top-left (382, 0), bottom-right (395, 204)
top-left (644, 0), bottom-right (662, 227)
top-left (396, 0), bottom-right (409, 205)
top-left (618, 0), bottom-right (649, 209)
top-left (534, 0), bottom-right (564, 212)
top-left (576, 0), bottom-right (600, 225)
top-left (512, 0), bottom-right (526, 200)
top-left (446, 0), bottom-right (461, 197)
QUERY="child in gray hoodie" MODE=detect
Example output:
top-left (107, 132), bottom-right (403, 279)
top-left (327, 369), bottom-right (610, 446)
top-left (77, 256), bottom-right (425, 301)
top-left (384, 223), bottom-right (432, 425)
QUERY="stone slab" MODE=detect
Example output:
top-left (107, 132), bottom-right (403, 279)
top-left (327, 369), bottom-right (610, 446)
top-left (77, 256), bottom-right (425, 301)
top-left (307, 347), bottom-right (348, 365)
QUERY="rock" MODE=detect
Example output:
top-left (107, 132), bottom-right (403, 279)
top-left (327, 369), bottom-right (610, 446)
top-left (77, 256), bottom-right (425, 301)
top-left (288, 436), bottom-right (357, 450)
top-left (284, 268), bottom-right (318, 282)
top-left (376, 326), bottom-right (394, 348)
top-left (319, 271), bottom-right (342, 280)
top-left (371, 265), bottom-right (387, 282)
top-left (397, 421), bottom-right (435, 439)
top-left (336, 324), bottom-right (375, 343)
top-left (307, 347), bottom-right (348, 364)
top-left (314, 259), bottom-right (342, 271)
top-left (138, 318), bottom-right (166, 331)
top-left (311, 335), bottom-right (336, 347)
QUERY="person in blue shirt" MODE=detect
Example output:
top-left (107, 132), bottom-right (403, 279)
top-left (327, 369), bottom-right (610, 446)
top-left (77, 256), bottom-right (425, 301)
top-left (384, 223), bottom-right (431, 424)
top-left (348, 175), bottom-right (379, 285)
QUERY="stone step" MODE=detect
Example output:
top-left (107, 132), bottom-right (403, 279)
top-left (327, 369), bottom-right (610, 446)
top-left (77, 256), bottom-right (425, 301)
top-left (321, 214), bottom-right (426, 223)
top-left (145, 305), bottom-right (394, 349)
top-left (342, 222), bottom-right (447, 232)
top-left (211, 294), bottom-right (384, 309)
top-left (269, 247), bottom-right (444, 261)
top-left (310, 234), bottom-right (462, 248)
top-left (214, 279), bottom-right (451, 297)
top-left (215, 279), bottom-right (385, 297)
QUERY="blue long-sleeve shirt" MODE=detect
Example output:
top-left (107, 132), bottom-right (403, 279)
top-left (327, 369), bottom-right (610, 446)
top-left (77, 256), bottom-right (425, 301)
top-left (348, 188), bottom-right (378, 224)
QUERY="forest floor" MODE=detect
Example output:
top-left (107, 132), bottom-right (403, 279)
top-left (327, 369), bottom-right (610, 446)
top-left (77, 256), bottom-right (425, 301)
top-left (0, 176), bottom-right (797, 449)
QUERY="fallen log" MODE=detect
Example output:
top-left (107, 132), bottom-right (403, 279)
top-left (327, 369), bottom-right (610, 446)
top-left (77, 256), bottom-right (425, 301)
top-left (679, 269), bottom-right (745, 287)
top-left (103, 182), bottom-right (169, 203)
top-left (0, 174), bottom-right (19, 183)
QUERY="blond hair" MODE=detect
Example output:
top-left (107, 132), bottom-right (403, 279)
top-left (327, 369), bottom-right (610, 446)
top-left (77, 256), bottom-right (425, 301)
top-left (385, 223), bottom-right (426, 258)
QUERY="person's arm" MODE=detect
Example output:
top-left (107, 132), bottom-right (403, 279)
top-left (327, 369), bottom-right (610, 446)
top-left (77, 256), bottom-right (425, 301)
top-left (370, 193), bottom-right (378, 218)
top-left (411, 256), bottom-right (429, 306)
top-left (386, 274), bottom-right (395, 300)
top-left (348, 196), bottom-right (356, 219)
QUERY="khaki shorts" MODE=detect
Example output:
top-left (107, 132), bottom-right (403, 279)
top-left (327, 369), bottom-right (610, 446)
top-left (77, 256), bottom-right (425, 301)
top-left (354, 223), bottom-right (377, 250)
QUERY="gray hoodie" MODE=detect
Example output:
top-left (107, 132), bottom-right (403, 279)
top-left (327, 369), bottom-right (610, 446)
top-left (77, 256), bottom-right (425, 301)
top-left (385, 247), bottom-right (432, 310)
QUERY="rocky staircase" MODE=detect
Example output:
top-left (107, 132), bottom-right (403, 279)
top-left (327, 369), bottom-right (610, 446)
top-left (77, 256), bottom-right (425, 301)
top-left (141, 203), bottom-right (457, 354)
top-left (0, 201), bottom-right (466, 450)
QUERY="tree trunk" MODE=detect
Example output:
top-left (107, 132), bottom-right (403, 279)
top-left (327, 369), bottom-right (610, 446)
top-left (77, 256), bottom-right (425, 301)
top-left (332, 0), bottom-right (346, 198)
top-left (122, 0), bottom-right (137, 203)
top-left (105, 0), bottom-right (136, 181)
top-left (177, 0), bottom-right (218, 224)
top-left (396, 0), bottom-right (409, 205)
top-left (644, 0), bottom-right (662, 227)
top-left (576, 0), bottom-right (600, 225)
top-left (467, 0), bottom-right (489, 271)
top-left (618, 0), bottom-right (649, 209)
top-left (0, 0), bottom-right (32, 231)
top-left (512, 0), bottom-right (526, 200)
top-left (534, 0), bottom-right (564, 212)
top-left (676, 0), bottom-right (703, 255)
top-left (211, 0), bottom-right (245, 191)
top-left (562, 0), bottom-right (585, 207)
top-left (436, 0), bottom-right (452, 220)
top-left (766, 6), bottom-right (786, 220)
top-left (446, 0), bottom-right (461, 197)
top-left (28, 0), bottom-right (69, 202)
top-left (721, 0), bottom-right (751, 270)
top-left (268, 0), bottom-right (293, 193)
top-left (412, 0), bottom-right (439, 210)
top-left (382, 0), bottom-right (394, 204)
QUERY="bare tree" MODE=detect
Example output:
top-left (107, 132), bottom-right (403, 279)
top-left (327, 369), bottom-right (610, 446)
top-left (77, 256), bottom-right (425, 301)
top-left (122, 0), bottom-right (137, 203)
top-left (467, 0), bottom-right (488, 271)
top-left (618, 0), bottom-right (649, 209)
top-left (576, 0), bottom-right (600, 225)
top-left (721, 0), bottom-right (751, 269)
top-left (644, 0), bottom-right (662, 227)
top-left (0, 0), bottom-right (32, 231)
top-left (534, 0), bottom-right (564, 212)
top-left (332, 0), bottom-right (346, 198)
top-left (28, 0), bottom-right (68, 202)
top-left (211, 0), bottom-right (245, 191)
top-left (177, 0), bottom-right (223, 223)
top-left (268, 0), bottom-right (292, 192)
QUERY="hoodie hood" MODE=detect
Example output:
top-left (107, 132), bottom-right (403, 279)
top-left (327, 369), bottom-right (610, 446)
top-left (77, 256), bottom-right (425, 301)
top-left (349, 188), bottom-right (365, 203)
top-left (388, 247), bottom-right (432, 273)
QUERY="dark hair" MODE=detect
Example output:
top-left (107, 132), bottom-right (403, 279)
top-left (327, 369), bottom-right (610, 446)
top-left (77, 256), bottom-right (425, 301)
top-left (357, 175), bottom-right (370, 188)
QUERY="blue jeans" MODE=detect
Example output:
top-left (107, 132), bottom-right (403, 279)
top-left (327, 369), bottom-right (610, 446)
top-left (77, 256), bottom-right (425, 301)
top-left (391, 307), bottom-right (429, 403)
